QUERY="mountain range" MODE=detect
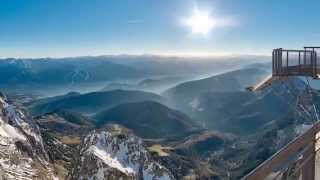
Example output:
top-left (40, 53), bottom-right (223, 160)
top-left (0, 56), bottom-right (267, 96)
top-left (0, 60), bottom-right (317, 179)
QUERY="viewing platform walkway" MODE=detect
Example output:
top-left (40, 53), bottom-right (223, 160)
top-left (243, 121), bottom-right (320, 180)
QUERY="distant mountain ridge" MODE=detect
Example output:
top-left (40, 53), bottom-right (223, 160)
top-left (162, 67), bottom-right (312, 135)
top-left (163, 67), bottom-right (269, 100)
top-left (29, 90), bottom-right (164, 116)
top-left (101, 76), bottom-right (188, 93)
top-left (0, 58), bottom-right (144, 86)
top-left (94, 101), bottom-right (200, 140)
top-left (0, 57), bottom-right (269, 95)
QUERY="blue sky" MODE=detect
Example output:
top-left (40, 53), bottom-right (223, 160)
top-left (0, 0), bottom-right (319, 58)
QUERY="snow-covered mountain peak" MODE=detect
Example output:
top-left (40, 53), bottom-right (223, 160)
top-left (73, 128), bottom-right (174, 180)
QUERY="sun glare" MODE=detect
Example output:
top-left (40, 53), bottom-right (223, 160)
top-left (185, 9), bottom-right (215, 36)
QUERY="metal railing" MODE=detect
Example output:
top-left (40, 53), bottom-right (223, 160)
top-left (242, 121), bottom-right (320, 180)
top-left (272, 48), bottom-right (317, 78)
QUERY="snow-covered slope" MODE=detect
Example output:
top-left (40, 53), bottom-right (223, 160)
top-left (72, 127), bottom-right (174, 180)
top-left (0, 94), bottom-right (57, 179)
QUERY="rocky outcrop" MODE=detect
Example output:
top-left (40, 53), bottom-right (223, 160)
top-left (0, 93), bottom-right (58, 179)
top-left (71, 126), bottom-right (175, 180)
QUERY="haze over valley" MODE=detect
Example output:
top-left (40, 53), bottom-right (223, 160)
top-left (0, 0), bottom-right (319, 179)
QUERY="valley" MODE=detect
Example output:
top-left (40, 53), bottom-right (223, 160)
top-left (0, 57), bottom-right (317, 179)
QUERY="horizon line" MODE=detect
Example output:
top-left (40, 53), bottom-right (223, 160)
top-left (0, 52), bottom-right (271, 60)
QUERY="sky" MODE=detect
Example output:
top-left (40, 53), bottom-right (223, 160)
top-left (0, 0), bottom-right (319, 58)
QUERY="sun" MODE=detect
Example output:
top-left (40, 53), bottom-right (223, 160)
top-left (185, 9), bottom-right (215, 36)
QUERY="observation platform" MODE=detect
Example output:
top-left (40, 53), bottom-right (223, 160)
top-left (243, 47), bottom-right (320, 180)
top-left (273, 47), bottom-right (320, 78)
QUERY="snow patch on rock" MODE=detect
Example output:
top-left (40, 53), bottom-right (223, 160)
top-left (0, 95), bottom-right (56, 180)
top-left (74, 129), bottom-right (175, 180)
top-left (0, 116), bottom-right (26, 141)
top-left (189, 98), bottom-right (203, 112)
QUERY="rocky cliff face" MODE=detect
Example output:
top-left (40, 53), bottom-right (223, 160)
top-left (0, 94), bottom-right (58, 179)
top-left (70, 127), bottom-right (175, 180)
